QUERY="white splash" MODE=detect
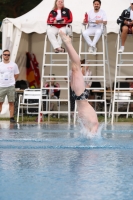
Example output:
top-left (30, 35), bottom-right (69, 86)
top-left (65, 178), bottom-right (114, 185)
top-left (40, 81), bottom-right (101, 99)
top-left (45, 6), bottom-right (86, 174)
top-left (77, 117), bottom-right (104, 139)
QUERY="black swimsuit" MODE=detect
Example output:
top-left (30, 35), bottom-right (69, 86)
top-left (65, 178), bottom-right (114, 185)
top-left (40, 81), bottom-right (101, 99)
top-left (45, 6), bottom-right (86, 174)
top-left (72, 89), bottom-right (89, 100)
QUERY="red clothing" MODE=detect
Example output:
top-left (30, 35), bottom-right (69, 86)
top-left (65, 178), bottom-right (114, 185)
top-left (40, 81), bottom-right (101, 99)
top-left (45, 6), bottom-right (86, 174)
top-left (47, 7), bottom-right (73, 28)
top-left (130, 83), bottom-right (133, 88)
top-left (44, 82), bottom-right (60, 98)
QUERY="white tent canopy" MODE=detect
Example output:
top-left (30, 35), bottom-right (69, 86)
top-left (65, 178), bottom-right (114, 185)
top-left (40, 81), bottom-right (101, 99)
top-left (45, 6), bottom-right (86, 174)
top-left (1, 0), bottom-right (131, 61)
top-left (1, 0), bottom-right (131, 68)
top-left (1, 0), bottom-right (130, 34)
top-left (3, 0), bottom-right (130, 34)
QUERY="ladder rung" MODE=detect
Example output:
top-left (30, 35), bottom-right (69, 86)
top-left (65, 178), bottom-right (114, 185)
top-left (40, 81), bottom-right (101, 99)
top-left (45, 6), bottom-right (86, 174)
top-left (43, 64), bottom-right (68, 66)
top-left (90, 80), bottom-right (105, 82)
top-left (40, 111), bottom-right (69, 113)
top-left (43, 76), bottom-right (68, 78)
top-left (120, 59), bottom-right (133, 62)
top-left (117, 64), bottom-right (133, 66)
top-left (91, 88), bottom-right (105, 90)
top-left (118, 52), bottom-right (133, 55)
top-left (89, 76), bottom-right (104, 78)
top-left (44, 80), bottom-right (68, 82)
top-left (88, 100), bottom-right (106, 102)
top-left (81, 60), bottom-right (108, 64)
top-left (82, 64), bottom-right (104, 66)
top-left (116, 76), bottom-right (133, 78)
top-left (44, 52), bottom-right (68, 55)
top-left (72, 111), bottom-right (106, 114)
top-left (42, 88), bottom-right (70, 90)
top-left (96, 112), bottom-right (106, 114)
top-left (113, 100), bottom-right (132, 102)
top-left (86, 60), bottom-right (107, 62)
top-left (80, 52), bottom-right (104, 55)
top-left (74, 111), bottom-right (106, 114)
top-left (113, 112), bottom-right (133, 114)
top-left (52, 59), bottom-right (68, 61)
top-left (41, 99), bottom-right (69, 101)
top-left (114, 88), bottom-right (133, 90)
top-left (44, 64), bottom-right (105, 66)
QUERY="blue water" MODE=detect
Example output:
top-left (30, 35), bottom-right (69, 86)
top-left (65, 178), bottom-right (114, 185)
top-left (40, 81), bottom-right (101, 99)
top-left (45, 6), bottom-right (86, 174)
top-left (0, 123), bottom-right (133, 200)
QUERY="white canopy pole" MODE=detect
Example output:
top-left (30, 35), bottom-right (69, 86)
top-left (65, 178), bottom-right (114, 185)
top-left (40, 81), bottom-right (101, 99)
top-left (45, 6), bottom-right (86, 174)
top-left (2, 21), bottom-right (22, 62)
top-left (2, 21), bottom-right (8, 51)
top-left (10, 27), bottom-right (22, 62)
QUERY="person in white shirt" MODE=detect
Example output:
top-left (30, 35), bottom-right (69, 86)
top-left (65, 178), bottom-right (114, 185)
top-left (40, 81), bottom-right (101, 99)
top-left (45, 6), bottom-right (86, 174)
top-left (117, 0), bottom-right (133, 53)
top-left (82, 0), bottom-right (107, 54)
top-left (0, 50), bottom-right (19, 123)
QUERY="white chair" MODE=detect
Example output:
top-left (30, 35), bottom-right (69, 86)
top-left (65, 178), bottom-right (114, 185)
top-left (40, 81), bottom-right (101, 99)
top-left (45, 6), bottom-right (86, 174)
top-left (17, 89), bottom-right (41, 122)
top-left (109, 92), bottom-right (131, 118)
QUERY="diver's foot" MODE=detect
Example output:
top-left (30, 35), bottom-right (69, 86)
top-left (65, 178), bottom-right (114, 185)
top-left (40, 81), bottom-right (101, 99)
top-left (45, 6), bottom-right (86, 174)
top-left (59, 31), bottom-right (71, 44)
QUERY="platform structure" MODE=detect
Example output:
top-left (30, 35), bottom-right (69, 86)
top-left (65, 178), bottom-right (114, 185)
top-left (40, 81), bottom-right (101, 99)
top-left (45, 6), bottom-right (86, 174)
top-left (111, 33), bottom-right (133, 124)
top-left (38, 31), bottom-right (71, 123)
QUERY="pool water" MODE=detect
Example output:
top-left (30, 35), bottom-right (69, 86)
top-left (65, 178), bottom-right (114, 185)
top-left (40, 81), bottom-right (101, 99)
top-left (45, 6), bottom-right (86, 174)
top-left (0, 123), bottom-right (133, 200)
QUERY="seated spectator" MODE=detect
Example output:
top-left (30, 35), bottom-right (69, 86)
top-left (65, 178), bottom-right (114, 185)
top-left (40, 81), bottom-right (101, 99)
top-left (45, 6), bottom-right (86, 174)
top-left (47, 0), bottom-right (73, 53)
top-left (44, 75), bottom-right (60, 117)
top-left (117, 1), bottom-right (133, 53)
top-left (82, 0), bottom-right (107, 54)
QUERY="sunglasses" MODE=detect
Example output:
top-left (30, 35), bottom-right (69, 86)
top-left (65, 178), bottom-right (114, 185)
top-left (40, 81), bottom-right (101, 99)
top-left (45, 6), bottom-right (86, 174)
top-left (3, 54), bottom-right (10, 57)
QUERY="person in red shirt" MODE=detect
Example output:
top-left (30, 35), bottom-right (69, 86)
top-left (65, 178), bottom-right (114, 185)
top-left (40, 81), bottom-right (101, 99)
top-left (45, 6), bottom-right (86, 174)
top-left (47, 0), bottom-right (73, 53)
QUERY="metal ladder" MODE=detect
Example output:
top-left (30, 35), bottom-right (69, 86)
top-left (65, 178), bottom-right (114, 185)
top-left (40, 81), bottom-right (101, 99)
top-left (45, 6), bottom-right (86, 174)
top-left (111, 32), bottom-right (133, 123)
top-left (74, 25), bottom-right (111, 125)
top-left (38, 33), bottom-right (71, 123)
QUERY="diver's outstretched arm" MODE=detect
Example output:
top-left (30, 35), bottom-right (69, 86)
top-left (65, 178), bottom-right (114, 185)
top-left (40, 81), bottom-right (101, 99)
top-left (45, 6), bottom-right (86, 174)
top-left (59, 31), bottom-right (80, 69)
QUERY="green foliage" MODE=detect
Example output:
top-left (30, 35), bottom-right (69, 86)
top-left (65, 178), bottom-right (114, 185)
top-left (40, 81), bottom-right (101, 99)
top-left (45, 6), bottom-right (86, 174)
top-left (0, 0), bottom-right (42, 49)
top-left (0, 0), bottom-right (42, 21)
top-left (1, 115), bottom-right (133, 123)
